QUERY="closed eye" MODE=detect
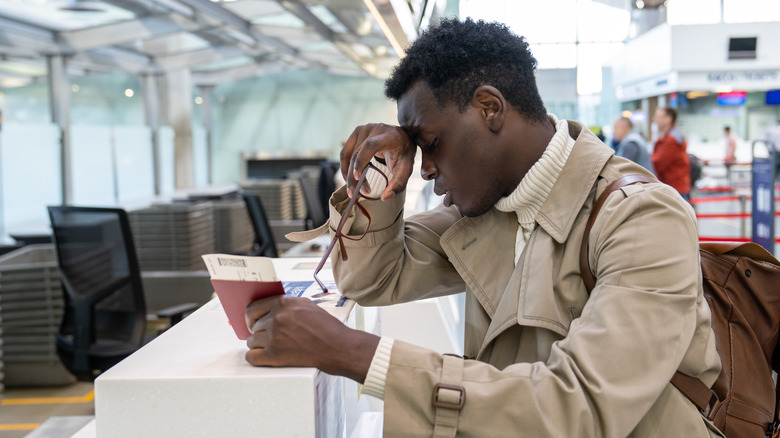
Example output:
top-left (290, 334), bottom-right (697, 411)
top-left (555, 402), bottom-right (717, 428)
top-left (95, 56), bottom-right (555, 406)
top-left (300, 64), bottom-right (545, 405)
top-left (426, 139), bottom-right (439, 153)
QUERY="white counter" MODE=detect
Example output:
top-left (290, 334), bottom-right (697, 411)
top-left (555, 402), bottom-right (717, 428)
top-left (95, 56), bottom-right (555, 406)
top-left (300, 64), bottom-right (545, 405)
top-left (94, 257), bottom-right (350, 438)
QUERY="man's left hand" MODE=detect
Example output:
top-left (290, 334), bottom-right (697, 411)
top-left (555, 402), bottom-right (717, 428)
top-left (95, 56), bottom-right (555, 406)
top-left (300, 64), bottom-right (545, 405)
top-left (245, 295), bottom-right (380, 383)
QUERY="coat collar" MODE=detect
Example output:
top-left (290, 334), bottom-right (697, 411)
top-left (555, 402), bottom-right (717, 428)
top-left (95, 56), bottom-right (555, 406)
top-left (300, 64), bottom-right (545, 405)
top-left (440, 120), bottom-right (615, 355)
top-left (535, 120), bottom-right (614, 244)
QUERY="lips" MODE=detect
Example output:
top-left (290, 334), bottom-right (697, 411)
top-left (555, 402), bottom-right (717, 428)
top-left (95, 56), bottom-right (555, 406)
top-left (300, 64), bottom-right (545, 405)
top-left (443, 192), bottom-right (452, 207)
top-left (434, 185), bottom-right (452, 206)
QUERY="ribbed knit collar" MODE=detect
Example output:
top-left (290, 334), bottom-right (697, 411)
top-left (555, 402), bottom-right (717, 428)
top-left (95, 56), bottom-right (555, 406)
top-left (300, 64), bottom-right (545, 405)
top-left (494, 115), bottom-right (575, 227)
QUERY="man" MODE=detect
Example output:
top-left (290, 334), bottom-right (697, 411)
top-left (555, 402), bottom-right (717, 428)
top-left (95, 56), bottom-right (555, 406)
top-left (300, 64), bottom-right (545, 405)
top-left (766, 120), bottom-right (780, 182)
top-left (723, 126), bottom-right (738, 182)
top-left (245, 19), bottom-right (722, 437)
top-left (651, 107), bottom-right (691, 199)
top-left (723, 126), bottom-right (737, 165)
top-left (613, 116), bottom-right (653, 173)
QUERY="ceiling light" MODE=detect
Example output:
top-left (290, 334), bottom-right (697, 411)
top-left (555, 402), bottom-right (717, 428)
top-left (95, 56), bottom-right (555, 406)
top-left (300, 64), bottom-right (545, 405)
top-left (124, 88), bottom-right (134, 97)
top-left (59, 0), bottom-right (106, 12)
top-left (0, 77), bottom-right (32, 88)
top-left (362, 0), bottom-right (406, 58)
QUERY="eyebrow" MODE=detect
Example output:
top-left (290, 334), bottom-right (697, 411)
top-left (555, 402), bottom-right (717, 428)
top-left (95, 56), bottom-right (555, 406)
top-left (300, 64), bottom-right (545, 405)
top-left (400, 125), bottom-right (422, 146)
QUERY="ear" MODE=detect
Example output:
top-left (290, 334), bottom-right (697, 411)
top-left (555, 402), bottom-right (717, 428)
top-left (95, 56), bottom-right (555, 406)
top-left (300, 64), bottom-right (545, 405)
top-left (472, 85), bottom-right (505, 133)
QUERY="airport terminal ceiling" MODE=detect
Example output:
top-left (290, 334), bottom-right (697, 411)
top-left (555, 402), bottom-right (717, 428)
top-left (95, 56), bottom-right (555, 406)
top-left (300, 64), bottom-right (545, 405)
top-left (2, 0), bottom-right (777, 89)
top-left (0, 0), bottom-right (446, 88)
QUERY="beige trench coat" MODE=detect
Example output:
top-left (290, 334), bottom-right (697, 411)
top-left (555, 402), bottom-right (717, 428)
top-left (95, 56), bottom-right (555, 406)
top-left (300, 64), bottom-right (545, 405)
top-left (323, 120), bottom-right (722, 437)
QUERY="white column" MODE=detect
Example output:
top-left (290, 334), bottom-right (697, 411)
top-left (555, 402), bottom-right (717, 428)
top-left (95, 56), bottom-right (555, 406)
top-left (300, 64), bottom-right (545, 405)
top-left (198, 85), bottom-right (215, 185)
top-left (47, 55), bottom-right (72, 204)
top-left (159, 70), bottom-right (194, 189)
top-left (142, 73), bottom-right (162, 195)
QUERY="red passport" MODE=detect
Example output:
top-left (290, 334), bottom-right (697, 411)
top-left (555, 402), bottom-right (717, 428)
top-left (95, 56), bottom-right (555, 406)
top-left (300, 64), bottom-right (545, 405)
top-left (210, 279), bottom-right (285, 340)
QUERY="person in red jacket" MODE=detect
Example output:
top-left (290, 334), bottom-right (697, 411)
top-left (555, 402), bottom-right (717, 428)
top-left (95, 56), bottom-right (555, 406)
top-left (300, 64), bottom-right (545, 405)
top-left (651, 107), bottom-right (690, 199)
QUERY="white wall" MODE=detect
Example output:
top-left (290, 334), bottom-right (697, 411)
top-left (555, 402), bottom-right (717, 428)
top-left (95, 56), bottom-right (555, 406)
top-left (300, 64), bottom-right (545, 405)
top-left (613, 21), bottom-right (780, 99)
top-left (612, 24), bottom-right (673, 88)
top-left (671, 23), bottom-right (780, 72)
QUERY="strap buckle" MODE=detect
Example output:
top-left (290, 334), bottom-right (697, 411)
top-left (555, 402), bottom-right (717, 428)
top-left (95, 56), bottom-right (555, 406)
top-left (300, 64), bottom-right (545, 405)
top-left (766, 421), bottom-right (780, 437)
top-left (432, 383), bottom-right (466, 410)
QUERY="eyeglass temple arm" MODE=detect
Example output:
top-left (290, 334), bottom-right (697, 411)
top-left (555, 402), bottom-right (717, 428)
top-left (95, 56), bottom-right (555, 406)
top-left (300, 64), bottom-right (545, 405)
top-left (313, 163), bottom-right (375, 292)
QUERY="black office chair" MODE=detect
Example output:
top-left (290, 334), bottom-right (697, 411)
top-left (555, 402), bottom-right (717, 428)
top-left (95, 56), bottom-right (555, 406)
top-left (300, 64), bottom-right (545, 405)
top-left (47, 206), bottom-right (198, 381)
top-left (298, 175), bottom-right (327, 230)
top-left (240, 191), bottom-right (279, 258)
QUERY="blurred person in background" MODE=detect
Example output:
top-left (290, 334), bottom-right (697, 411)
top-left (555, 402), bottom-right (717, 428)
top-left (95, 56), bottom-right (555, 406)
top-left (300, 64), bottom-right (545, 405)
top-left (766, 120), bottom-right (780, 183)
top-left (723, 126), bottom-right (737, 165)
top-left (723, 126), bottom-right (738, 182)
top-left (589, 125), bottom-right (606, 143)
top-left (651, 107), bottom-right (690, 200)
top-left (613, 116), bottom-right (653, 173)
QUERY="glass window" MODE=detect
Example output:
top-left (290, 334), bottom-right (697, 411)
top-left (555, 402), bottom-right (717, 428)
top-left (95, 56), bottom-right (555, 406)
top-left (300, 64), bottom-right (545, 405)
top-left (71, 125), bottom-right (115, 206)
top-left (460, 0), bottom-right (578, 44)
top-left (159, 126), bottom-right (176, 195)
top-left (1, 123), bottom-right (61, 233)
top-left (193, 125), bottom-right (209, 188)
top-left (577, 0), bottom-right (631, 43)
top-left (114, 126), bottom-right (154, 204)
top-left (531, 44), bottom-right (578, 69)
top-left (576, 43), bottom-right (623, 95)
top-left (667, 0), bottom-right (721, 25)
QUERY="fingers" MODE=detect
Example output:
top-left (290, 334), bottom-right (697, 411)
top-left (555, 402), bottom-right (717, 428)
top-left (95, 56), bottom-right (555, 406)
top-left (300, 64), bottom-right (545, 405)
top-left (244, 295), bottom-right (334, 368)
top-left (340, 130), bottom-right (359, 184)
top-left (245, 347), bottom-right (271, 367)
top-left (381, 148), bottom-right (416, 201)
top-left (340, 124), bottom-right (415, 198)
top-left (244, 295), bottom-right (289, 367)
top-left (244, 295), bottom-right (277, 336)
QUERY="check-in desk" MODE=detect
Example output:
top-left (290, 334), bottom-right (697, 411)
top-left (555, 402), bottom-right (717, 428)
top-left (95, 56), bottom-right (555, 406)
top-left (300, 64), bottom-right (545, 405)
top-left (94, 258), bottom-right (351, 438)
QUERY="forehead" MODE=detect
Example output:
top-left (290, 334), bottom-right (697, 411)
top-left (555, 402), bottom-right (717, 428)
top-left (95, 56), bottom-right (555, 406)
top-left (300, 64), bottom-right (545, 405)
top-left (397, 81), bottom-right (447, 132)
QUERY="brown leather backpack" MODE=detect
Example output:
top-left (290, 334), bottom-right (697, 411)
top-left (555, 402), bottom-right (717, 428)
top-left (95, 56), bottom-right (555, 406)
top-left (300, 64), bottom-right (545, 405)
top-left (580, 175), bottom-right (780, 437)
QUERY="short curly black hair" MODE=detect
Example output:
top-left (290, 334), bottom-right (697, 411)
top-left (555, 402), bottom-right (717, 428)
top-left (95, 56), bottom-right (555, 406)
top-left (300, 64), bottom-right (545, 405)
top-left (385, 18), bottom-right (548, 124)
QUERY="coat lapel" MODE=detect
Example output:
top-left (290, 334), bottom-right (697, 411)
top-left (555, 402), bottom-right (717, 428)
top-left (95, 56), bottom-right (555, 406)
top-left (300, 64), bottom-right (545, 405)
top-left (441, 120), bottom-right (616, 359)
top-left (440, 211), bottom-right (517, 318)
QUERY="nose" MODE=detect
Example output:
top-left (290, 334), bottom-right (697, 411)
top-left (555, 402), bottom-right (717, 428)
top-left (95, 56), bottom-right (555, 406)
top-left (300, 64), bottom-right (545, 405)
top-left (420, 155), bottom-right (437, 181)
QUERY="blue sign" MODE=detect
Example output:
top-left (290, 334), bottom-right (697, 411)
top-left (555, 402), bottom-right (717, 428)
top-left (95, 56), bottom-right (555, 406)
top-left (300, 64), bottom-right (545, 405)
top-left (717, 91), bottom-right (747, 106)
top-left (751, 157), bottom-right (775, 252)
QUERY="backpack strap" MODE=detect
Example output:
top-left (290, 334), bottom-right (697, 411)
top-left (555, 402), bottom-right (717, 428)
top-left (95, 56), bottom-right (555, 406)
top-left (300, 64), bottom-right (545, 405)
top-left (772, 379), bottom-right (780, 437)
top-left (579, 174), bottom-right (724, 418)
top-left (579, 174), bottom-right (657, 293)
top-left (670, 371), bottom-right (718, 413)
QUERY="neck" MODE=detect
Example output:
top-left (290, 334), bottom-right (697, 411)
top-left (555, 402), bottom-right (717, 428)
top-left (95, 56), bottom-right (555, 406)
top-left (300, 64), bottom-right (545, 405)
top-left (501, 116), bottom-right (556, 195)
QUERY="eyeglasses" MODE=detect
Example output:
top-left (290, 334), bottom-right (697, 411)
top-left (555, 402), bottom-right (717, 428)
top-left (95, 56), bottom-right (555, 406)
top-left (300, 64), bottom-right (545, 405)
top-left (313, 162), bottom-right (388, 292)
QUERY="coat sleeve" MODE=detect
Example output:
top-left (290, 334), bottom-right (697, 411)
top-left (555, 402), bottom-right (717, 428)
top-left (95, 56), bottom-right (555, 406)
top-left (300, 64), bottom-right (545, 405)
top-left (328, 185), bottom-right (467, 305)
top-left (378, 183), bottom-right (712, 437)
